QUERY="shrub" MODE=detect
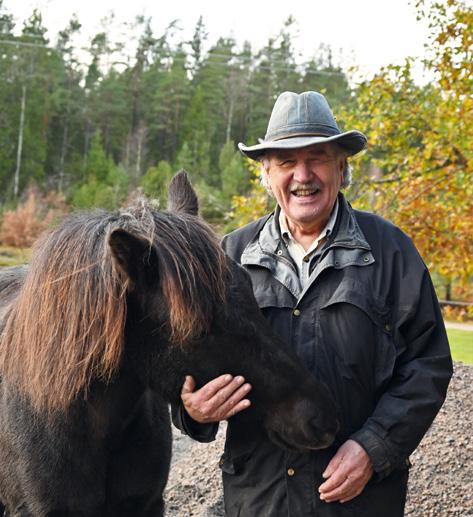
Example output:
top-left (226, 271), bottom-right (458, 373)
top-left (0, 185), bottom-right (68, 248)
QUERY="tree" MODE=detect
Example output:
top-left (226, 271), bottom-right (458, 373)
top-left (140, 160), bottom-right (173, 206)
top-left (219, 141), bottom-right (249, 199)
top-left (46, 14), bottom-right (84, 192)
top-left (225, 158), bottom-right (274, 232)
top-left (187, 15), bottom-right (208, 77)
top-left (71, 131), bottom-right (129, 209)
top-left (147, 45), bottom-right (191, 167)
top-left (299, 44), bottom-right (351, 105)
top-left (0, 9), bottom-right (60, 198)
top-left (181, 37), bottom-right (239, 187)
top-left (339, 0), bottom-right (472, 298)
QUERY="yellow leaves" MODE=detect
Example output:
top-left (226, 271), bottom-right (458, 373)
top-left (225, 171), bottom-right (274, 232)
top-left (423, 0), bottom-right (473, 94)
top-left (344, 0), bottom-right (473, 294)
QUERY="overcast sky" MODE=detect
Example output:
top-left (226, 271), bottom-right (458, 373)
top-left (3, 0), bottom-right (431, 81)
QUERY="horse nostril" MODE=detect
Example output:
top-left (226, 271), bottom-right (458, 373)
top-left (309, 415), bottom-right (339, 438)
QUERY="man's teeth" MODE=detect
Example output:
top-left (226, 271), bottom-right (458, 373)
top-left (292, 188), bottom-right (319, 196)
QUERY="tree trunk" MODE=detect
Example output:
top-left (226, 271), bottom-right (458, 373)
top-left (226, 96), bottom-right (234, 143)
top-left (14, 84), bottom-right (27, 198)
top-left (58, 113), bottom-right (69, 192)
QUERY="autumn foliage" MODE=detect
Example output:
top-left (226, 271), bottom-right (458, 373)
top-left (342, 0), bottom-right (472, 294)
top-left (0, 186), bottom-right (68, 248)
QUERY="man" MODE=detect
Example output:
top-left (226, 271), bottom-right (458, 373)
top-left (173, 91), bottom-right (453, 516)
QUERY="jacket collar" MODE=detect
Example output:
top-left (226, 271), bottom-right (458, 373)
top-left (241, 194), bottom-right (373, 301)
top-left (242, 193), bottom-right (371, 262)
top-left (326, 194), bottom-right (371, 251)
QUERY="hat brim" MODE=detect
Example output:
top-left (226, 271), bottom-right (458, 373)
top-left (238, 131), bottom-right (367, 160)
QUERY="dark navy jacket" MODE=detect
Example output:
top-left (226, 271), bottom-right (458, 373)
top-left (174, 194), bottom-right (452, 517)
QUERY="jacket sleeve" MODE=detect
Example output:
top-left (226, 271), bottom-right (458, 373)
top-left (171, 402), bottom-right (219, 443)
top-left (350, 255), bottom-right (453, 480)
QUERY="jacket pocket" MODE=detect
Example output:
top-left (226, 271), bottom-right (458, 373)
top-left (218, 450), bottom-right (252, 475)
top-left (319, 284), bottom-right (396, 390)
top-left (218, 429), bottom-right (261, 476)
top-left (316, 285), bottom-right (396, 434)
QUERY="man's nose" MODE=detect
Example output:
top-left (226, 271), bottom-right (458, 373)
top-left (293, 161), bottom-right (314, 182)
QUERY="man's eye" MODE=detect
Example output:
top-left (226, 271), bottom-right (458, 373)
top-left (310, 156), bottom-right (331, 164)
top-left (280, 160), bottom-right (295, 166)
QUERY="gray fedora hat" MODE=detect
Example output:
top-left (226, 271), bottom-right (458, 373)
top-left (238, 91), bottom-right (367, 160)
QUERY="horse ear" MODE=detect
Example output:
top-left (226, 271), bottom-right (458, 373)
top-left (109, 229), bottom-right (158, 286)
top-left (167, 169), bottom-right (199, 216)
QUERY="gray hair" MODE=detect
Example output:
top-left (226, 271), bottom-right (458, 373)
top-left (259, 145), bottom-right (352, 195)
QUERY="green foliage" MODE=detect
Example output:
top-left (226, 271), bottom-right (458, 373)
top-left (0, 246), bottom-right (31, 267)
top-left (0, 4), bottom-right (352, 206)
top-left (219, 142), bottom-right (249, 199)
top-left (174, 142), bottom-right (195, 175)
top-left (225, 159), bottom-right (274, 232)
top-left (193, 181), bottom-right (227, 223)
top-left (447, 328), bottom-right (473, 365)
top-left (71, 166), bottom-right (129, 210)
top-left (71, 136), bottom-right (129, 209)
top-left (140, 160), bottom-right (172, 206)
top-left (84, 131), bottom-right (113, 182)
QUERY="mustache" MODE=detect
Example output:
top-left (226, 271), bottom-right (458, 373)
top-left (289, 182), bottom-right (321, 192)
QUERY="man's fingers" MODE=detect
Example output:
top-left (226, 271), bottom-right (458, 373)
top-left (180, 375), bottom-right (196, 395)
top-left (321, 476), bottom-right (365, 503)
top-left (225, 398), bottom-right (251, 418)
top-left (207, 376), bottom-right (251, 408)
top-left (195, 374), bottom-right (235, 400)
top-left (319, 475), bottom-right (353, 501)
top-left (220, 382), bottom-right (252, 417)
top-left (322, 453), bottom-right (343, 479)
top-left (180, 374), bottom-right (251, 424)
top-left (319, 439), bottom-right (373, 503)
top-left (319, 468), bottom-right (348, 493)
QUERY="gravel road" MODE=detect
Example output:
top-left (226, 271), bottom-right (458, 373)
top-left (165, 362), bottom-right (472, 516)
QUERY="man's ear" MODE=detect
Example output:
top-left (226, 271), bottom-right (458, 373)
top-left (260, 158), bottom-right (272, 191)
top-left (337, 158), bottom-right (346, 187)
top-left (109, 229), bottom-right (158, 287)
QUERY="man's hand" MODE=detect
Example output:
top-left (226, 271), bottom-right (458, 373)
top-left (318, 439), bottom-right (373, 503)
top-left (181, 374), bottom-right (252, 423)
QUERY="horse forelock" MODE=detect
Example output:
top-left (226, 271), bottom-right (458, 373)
top-left (0, 204), bottom-right (227, 414)
top-left (153, 211), bottom-right (227, 344)
top-left (0, 210), bottom-right (137, 414)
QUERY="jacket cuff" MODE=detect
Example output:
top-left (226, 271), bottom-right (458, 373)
top-left (172, 403), bottom-right (218, 443)
top-left (350, 427), bottom-right (393, 481)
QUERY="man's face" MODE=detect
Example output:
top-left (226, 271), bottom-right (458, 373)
top-left (263, 143), bottom-right (344, 234)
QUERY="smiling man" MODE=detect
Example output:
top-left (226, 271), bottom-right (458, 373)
top-left (260, 143), bottom-right (346, 253)
top-left (173, 91), bottom-right (452, 516)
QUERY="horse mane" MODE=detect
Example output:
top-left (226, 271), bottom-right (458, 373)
top-left (0, 202), bottom-right (226, 414)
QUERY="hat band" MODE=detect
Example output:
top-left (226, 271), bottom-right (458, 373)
top-left (270, 131), bottom-right (341, 142)
top-left (266, 123), bottom-right (340, 142)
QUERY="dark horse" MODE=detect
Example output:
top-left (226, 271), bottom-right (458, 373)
top-left (0, 172), bottom-right (338, 516)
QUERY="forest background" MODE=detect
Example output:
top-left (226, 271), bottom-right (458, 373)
top-left (0, 0), bottom-right (471, 316)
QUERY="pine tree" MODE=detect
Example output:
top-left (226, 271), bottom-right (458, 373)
top-left (140, 160), bottom-right (173, 206)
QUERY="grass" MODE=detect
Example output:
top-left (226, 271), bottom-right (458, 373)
top-left (447, 328), bottom-right (473, 365)
top-left (0, 246), bottom-right (31, 267)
